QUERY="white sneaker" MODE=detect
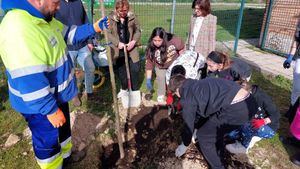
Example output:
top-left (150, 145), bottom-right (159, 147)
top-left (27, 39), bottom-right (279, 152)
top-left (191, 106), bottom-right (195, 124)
top-left (225, 141), bottom-right (247, 154)
top-left (117, 89), bottom-right (128, 98)
top-left (191, 129), bottom-right (198, 143)
top-left (157, 95), bottom-right (166, 104)
top-left (247, 136), bottom-right (262, 150)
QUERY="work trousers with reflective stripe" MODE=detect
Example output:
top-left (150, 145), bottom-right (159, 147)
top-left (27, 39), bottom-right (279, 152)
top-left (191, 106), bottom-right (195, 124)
top-left (22, 103), bottom-right (72, 169)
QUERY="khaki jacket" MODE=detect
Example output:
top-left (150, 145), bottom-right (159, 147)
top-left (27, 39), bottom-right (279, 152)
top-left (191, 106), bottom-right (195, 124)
top-left (107, 11), bottom-right (141, 63)
top-left (186, 14), bottom-right (217, 58)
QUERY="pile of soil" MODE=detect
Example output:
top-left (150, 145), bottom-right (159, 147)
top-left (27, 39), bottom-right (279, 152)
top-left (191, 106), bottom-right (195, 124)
top-left (100, 105), bottom-right (255, 169)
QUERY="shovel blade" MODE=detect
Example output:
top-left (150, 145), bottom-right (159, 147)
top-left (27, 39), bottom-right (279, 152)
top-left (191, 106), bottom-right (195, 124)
top-left (121, 90), bottom-right (141, 108)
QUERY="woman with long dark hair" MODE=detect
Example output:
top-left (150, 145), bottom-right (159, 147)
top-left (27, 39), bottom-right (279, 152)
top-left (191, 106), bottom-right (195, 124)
top-left (145, 27), bottom-right (184, 104)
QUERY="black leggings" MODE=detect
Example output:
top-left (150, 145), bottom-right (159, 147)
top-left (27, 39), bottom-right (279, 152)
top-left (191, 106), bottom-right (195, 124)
top-left (114, 56), bottom-right (140, 91)
top-left (196, 96), bottom-right (257, 169)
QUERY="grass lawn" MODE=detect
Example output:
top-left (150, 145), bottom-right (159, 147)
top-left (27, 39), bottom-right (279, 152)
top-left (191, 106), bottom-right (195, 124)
top-left (0, 56), bottom-right (298, 168)
top-left (0, 2), bottom-right (290, 168)
top-left (93, 3), bottom-right (264, 44)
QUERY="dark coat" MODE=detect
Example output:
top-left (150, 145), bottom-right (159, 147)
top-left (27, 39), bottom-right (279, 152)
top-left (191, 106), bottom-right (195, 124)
top-left (55, 0), bottom-right (91, 50)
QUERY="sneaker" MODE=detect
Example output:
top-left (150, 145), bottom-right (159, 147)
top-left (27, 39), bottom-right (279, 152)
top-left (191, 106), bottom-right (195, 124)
top-left (247, 136), bottom-right (262, 150)
top-left (157, 95), bottom-right (166, 105)
top-left (191, 129), bottom-right (198, 143)
top-left (117, 89), bottom-right (128, 98)
top-left (225, 141), bottom-right (247, 154)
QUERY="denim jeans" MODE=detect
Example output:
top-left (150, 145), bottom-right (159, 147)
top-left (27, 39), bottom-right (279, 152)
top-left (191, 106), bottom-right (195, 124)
top-left (69, 45), bottom-right (95, 93)
top-left (155, 67), bottom-right (167, 97)
top-left (228, 122), bottom-right (275, 148)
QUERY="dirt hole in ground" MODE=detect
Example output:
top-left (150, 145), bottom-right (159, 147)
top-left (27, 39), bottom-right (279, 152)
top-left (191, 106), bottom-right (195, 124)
top-left (100, 105), bottom-right (255, 169)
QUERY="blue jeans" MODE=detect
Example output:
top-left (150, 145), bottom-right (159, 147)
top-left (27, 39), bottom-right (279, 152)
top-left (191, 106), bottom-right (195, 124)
top-left (228, 122), bottom-right (275, 148)
top-left (69, 46), bottom-right (95, 93)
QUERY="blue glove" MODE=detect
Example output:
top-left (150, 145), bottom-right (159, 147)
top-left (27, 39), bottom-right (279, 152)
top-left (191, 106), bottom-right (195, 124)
top-left (283, 54), bottom-right (293, 69)
top-left (93, 16), bottom-right (109, 33)
top-left (146, 78), bottom-right (152, 91)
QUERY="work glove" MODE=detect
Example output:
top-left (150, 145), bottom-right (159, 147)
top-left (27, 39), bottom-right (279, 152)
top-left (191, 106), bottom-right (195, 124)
top-left (47, 109), bottom-right (66, 128)
top-left (175, 142), bottom-right (188, 157)
top-left (251, 119), bottom-right (265, 129)
top-left (283, 54), bottom-right (293, 69)
top-left (166, 92), bottom-right (173, 105)
top-left (146, 78), bottom-right (152, 91)
top-left (93, 16), bottom-right (109, 33)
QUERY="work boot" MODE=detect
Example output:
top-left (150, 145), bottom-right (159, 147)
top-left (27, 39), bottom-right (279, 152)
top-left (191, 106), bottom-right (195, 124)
top-left (63, 151), bottom-right (86, 167)
top-left (291, 152), bottom-right (300, 166)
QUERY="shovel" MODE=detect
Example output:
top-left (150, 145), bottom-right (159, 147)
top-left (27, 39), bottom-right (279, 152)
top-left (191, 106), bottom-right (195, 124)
top-left (121, 45), bottom-right (141, 108)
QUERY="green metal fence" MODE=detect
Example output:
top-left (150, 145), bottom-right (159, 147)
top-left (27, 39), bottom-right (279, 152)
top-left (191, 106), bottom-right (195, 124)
top-left (89, 0), bottom-right (265, 52)
top-left (260, 0), bottom-right (300, 56)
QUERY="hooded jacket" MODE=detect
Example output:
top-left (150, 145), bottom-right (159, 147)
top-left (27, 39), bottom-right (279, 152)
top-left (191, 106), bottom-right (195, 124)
top-left (0, 0), bottom-right (97, 115)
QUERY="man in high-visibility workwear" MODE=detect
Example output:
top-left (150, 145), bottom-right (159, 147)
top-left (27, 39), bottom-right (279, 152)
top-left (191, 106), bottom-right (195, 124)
top-left (0, 0), bottom-right (108, 168)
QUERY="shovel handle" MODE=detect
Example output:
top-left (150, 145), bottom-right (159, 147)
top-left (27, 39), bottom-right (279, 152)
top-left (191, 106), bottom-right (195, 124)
top-left (123, 46), bottom-right (132, 91)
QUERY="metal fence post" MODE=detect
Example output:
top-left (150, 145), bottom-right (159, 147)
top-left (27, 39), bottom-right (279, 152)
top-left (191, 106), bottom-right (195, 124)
top-left (233, 0), bottom-right (245, 56)
top-left (170, 0), bottom-right (176, 33)
top-left (261, 0), bottom-right (273, 50)
top-left (87, 0), bottom-right (93, 23)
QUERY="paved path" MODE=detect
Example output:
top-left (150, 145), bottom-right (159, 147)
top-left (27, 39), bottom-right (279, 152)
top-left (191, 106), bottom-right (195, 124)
top-left (221, 39), bottom-right (293, 80)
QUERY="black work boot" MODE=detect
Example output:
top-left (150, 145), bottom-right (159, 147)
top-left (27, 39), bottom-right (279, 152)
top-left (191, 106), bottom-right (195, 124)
top-left (63, 151), bottom-right (86, 168)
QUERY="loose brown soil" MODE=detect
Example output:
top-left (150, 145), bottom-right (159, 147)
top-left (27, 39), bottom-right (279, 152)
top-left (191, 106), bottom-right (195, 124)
top-left (100, 105), bottom-right (255, 169)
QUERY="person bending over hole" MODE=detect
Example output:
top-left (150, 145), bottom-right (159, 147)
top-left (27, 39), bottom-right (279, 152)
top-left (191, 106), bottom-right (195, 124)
top-left (168, 75), bottom-right (257, 169)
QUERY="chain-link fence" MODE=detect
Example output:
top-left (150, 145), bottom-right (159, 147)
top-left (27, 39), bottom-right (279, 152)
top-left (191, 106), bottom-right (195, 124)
top-left (89, 0), bottom-right (265, 50)
top-left (260, 0), bottom-right (300, 56)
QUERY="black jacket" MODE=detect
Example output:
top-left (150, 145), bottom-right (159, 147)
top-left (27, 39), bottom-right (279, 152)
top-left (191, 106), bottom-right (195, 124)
top-left (179, 78), bottom-right (243, 145)
top-left (251, 85), bottom-right (280, 131)
top-left (55, 0), bottom-right (91, 51)
top-left (207, 57), bottom-right (252, 81)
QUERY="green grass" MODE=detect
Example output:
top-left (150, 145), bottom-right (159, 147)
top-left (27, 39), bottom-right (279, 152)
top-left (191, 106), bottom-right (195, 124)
top-left (93, 4), bottom-right (264, 45)
top-left (0, 66), bottom-right (296, 168)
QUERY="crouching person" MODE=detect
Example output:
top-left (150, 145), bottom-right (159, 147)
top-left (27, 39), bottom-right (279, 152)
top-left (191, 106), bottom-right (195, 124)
top-left (225, 81), bottom-right (280, 154)
top-left (168, 75), bottom-right (256, 169)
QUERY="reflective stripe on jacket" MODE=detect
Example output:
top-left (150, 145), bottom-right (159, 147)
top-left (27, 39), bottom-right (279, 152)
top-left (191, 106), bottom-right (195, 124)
top-left (0, 9), bottom-right (77, 115)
